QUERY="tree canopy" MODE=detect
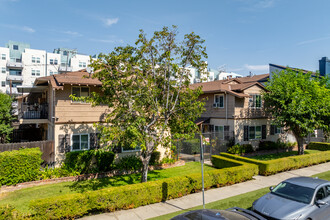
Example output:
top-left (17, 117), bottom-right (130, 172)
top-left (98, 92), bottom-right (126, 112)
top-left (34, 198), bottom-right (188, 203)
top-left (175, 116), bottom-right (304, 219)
top-left (263, 69), bottom-right (330, 154)
top-left (0, 93), bottom-right (14, 143)
top-left (85, 26), bottom-right (207, 182)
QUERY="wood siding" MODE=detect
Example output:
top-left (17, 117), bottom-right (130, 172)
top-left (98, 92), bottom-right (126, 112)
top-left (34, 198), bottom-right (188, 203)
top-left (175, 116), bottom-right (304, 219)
top-left (200, 93), bottom-right (235, 118)
top-left (55, 85), bottom-right (110, 123)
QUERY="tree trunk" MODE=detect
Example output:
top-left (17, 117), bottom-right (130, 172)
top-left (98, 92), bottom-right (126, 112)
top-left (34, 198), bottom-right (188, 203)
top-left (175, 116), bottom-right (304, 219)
top-left (141, 155), bottom-right (151, 183)
top-left (141, 158), bottom-right (149, 183)
top-left (296, 136), bottom-right (305, 155)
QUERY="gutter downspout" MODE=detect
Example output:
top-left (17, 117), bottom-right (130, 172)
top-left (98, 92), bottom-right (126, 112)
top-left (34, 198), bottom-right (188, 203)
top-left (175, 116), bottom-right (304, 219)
top-left (225, 91), bottom-right (228, 125)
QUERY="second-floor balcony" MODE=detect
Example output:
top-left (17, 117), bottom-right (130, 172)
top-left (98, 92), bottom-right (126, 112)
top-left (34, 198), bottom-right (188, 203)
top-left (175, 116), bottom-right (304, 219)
top-left (6, 75), bottom-right (23, 82)
top-left (19, 103), bottom-right (48, 120)
top-left (234, 107), bottom-right (269, 118)
top-left (58, 65), bottom-right (72, 72)
top-left (7, 60), bottom-right (24, 69)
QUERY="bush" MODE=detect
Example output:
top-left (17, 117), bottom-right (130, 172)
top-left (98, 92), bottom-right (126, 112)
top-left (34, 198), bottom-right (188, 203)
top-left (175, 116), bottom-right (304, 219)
top-left (227, 144), bottom-right (253, 155)
top-left (258, 140), bottom-right (296, 151)
top-left (40, 166), bottom-right (80, 180)
top-left (0, 148), bottom-right (42, 186)
top-left (0, 204), bottom-right (14, 220)
top-left (115, 155), bottom-right (143, 171)
top-left (63, 150), bottom-right (115, 174)
top-left (258, 141), bottom-right (278, 151)
top-left (30, 160), bottom-right (257, 219)
top-left (307, 142), bottom-right (330, 151)
top-left (220, 151), bottom-right (330, 176)
top-left (149, 151), bottom-right (161, 165)
top-left (181, 138), bottom-right (200, 154)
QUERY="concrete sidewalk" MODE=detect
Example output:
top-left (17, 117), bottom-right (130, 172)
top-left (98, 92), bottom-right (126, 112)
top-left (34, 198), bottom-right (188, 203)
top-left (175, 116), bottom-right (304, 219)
top-left (81, 162), bottom-right (330, 220)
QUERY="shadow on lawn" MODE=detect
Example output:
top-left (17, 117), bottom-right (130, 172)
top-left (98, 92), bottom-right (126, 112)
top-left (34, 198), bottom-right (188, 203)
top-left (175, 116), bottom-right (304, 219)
top-left (66, 170), bottom-right (164, 193)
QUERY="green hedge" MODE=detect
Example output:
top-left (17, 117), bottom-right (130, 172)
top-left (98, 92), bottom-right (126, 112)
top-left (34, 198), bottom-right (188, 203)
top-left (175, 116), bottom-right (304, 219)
top-left (30, 159), bottom-right (257, 219)
top-left (220, 151), bottom-right (330, 176)
top-left (307, 142), bottom-right (330, 151)
top-left (0, 148), bottom-right (42, 186)
top-left (64, 149), bottom-right (115, 174)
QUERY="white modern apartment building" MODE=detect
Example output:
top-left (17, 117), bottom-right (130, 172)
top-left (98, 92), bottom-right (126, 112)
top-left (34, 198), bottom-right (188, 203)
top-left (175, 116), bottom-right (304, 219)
top-left (0, 41), bottom-right (91, 95)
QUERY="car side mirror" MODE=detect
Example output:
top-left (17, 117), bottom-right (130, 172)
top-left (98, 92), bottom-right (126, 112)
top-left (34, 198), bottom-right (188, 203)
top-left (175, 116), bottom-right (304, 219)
top-left (316, 200), bottom-right (327, 206)
top-left (269, 186), bottom-right (274, 191)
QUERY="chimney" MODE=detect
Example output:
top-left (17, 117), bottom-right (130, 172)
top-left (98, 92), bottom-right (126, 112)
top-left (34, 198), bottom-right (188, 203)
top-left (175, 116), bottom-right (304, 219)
top-left (319, 57), bottom-right (330, 77)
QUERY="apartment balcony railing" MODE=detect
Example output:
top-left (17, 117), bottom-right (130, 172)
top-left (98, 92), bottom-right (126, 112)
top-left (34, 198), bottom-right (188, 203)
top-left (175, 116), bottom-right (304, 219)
top-left (20, 103), bottom-right (48, 120)
top-left (7, 61), bottom-right (24, 69)
top-left (6, 75), bottom-right (23, 81)
top-left (234, 108), bottom-right (269, 118)
top-left (58, 66), bottom-right (72, 72)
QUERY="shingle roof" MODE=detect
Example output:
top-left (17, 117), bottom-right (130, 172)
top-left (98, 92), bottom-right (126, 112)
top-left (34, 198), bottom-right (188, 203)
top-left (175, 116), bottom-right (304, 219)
top-left (35, 69), bottom-right (102, 89)
top-left (190, 74), bottom-right (268, 97)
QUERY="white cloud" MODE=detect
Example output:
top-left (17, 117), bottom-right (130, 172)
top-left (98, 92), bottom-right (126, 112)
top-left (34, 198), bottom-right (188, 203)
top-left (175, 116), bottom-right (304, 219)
top-left (296, 36), bottom-right (330, 46)
top-left (90, 36), bottom-right (123, 44)
top-left (238, 0), bottom-right (276, 11)
top-left (103, 17), bottom-right (119, 27)
top-left (22, 26), bottom-right (35, 33)
top-left (244, 64), bottom-right (268, 71)
top-left (61, 31), bottom-right (82, 37)
top-left (0, 24), bottom-right (35, 33)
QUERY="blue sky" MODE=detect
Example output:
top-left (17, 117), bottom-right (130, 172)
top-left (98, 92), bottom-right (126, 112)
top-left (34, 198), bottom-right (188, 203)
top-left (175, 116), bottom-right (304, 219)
top-left (0, 0), bottom-right (329, 76)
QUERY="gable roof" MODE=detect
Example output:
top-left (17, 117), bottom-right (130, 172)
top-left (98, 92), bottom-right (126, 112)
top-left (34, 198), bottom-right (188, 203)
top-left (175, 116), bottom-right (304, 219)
top-left (190, 74), bottom-right (268, 97)
top-left (35, 69), bottom-right (102, 89)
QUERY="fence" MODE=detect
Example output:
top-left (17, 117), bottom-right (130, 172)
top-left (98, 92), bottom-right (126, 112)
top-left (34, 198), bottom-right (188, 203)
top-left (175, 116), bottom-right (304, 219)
top-left (0, 140), bottom-right (55, 164)
top-left (174, 132), bottom-right (234, 162)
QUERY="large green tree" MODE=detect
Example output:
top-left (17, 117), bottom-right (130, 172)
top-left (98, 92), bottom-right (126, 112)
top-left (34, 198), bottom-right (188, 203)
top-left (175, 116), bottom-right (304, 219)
top-left (263, 69), bottom-right (330, 154)
top-left (85, 26), bottom-right (207, 182)
top-left (0, 93), bottom-right (14, 143)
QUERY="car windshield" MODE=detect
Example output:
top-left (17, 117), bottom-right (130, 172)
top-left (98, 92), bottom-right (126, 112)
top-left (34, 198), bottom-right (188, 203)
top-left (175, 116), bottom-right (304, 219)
top-left (271, 181), bottom-right (314, 204)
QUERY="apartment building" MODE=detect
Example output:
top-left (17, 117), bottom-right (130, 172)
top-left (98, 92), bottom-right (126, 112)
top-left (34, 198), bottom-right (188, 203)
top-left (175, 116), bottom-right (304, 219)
top-left (190, 74), bottom-right (296, 146)
top-left (0, 41), bottom-right (91, 95)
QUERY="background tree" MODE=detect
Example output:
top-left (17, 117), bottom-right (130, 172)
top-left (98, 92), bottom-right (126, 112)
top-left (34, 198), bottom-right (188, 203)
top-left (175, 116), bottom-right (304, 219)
top-left (0, 93), bottom-right (14, 143)
top-left (263, 69), bottom-right (330, 155)
top-left (86, 26), bottom-right (207, 182)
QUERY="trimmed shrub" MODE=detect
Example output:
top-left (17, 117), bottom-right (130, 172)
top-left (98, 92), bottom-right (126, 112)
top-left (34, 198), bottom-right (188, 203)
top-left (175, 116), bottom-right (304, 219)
top-left (220, 151), bottom-right (330, 176)
top-left (307, 142), bottom-right (330, 151)
top-left (64, 150), bottom-right (115, 174)
top-left (149, 151), bottom-right (161, 165)
top-left (30, 160), bottom-right (257, 219)
top-left (227, 144), bottom-right (253, 155)
top-left (115, 155), bottom-right (143, 171)
top-left (0, 148), bottom-right (42, 186)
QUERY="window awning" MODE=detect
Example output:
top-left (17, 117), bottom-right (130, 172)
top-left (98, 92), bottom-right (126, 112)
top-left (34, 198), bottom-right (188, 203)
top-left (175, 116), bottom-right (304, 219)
top-left (17, 85), bottom-right (48, 93)
top-left (195, 117), bottom-right (210, 126)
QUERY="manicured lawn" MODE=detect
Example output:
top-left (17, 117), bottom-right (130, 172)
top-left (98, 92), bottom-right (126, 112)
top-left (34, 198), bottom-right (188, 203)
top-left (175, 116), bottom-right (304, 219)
top-left (149, 170), bottom-right (330, 220)
top-left (248, 150), bottom-right (319, 161)
top-left (0, 162), bottom-right (215, 213)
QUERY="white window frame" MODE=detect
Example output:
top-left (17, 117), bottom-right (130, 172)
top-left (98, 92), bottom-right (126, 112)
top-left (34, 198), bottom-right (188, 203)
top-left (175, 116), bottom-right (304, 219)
top-left (71, 133), bottom-right (90, 151)
top-left (249, 94), bottom-right (262, 108)
top-left (79, 61), bottom-right (87, 68)
top-left (121, 145), bottom-right (141, 152)
top-left (31, 69), bottom-right (40, 76)
top-left (1, 81), bottom-right (5, 87)
top-left (1, 54), bottom-right (6, 60)
top-left (213, 94), bottom-right (224, 108)
top-left (249, 125), bottom-right (262, 140)
top-left (1, 67), bottom-right (6, 74)
top-left (71, 86), bottom-right (90, 103)
top-left (214, 125), bottom-right (224, 140)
